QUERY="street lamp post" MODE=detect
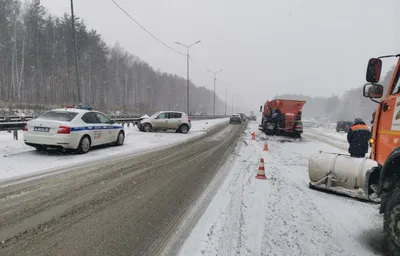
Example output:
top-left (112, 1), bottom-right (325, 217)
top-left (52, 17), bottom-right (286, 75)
top-left (225, 88), bottom-right (227, 116)
top-left (70, 0), bottom-right (81, 104)
top-left (175, 40), bottom-right (201, 115)
top-left (232, 92), bottom-right (234, 114)
top-left (207, 69), bottom-right (223, 116)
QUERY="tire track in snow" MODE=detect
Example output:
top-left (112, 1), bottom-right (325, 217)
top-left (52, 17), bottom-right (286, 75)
top-left (260, 140), bottom-right (349, 256)
top-left (262, 138), bottom-right (382, 256)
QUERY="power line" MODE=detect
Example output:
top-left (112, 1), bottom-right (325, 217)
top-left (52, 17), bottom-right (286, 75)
top-left (190, 56), bottom-right (232, 89)
top-left (111, 0), bottom-right (185, 56)
top-left (189, 56), bottom-right (212, 79)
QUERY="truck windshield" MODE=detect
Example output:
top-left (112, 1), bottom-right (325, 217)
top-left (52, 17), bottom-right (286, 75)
top-left (390, 68), bottom-right (400, 95)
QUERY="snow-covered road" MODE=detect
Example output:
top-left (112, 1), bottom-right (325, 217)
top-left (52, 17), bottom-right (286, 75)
top-left (0, 118), bottom-right (228, 182)
top-left (179, 122), bottom-right (383, 256)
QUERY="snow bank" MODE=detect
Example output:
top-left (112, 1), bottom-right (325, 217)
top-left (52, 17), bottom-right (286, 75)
top-left (0, 118), bottom-right (228, 182)
top-left (179, 122), bottom-right (383, 256)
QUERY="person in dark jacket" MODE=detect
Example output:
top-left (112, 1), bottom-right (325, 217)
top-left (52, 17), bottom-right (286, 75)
top-left (347, 118), bottom-right (370, 158)
top-left (271, 108), bottom-right (283, 128)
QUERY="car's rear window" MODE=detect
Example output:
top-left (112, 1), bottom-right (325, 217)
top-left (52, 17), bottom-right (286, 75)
top-left (170, 112), bottom-right (182, 118)
top-left (38, 111), bottom-right (78, 122)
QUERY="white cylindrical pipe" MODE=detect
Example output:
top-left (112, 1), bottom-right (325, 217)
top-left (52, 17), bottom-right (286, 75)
top-left (309, 152), bottom-right (378, 190)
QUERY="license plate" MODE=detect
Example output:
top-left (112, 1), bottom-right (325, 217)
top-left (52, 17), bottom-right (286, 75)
top-left (33, 127), bottom-right (50, 132)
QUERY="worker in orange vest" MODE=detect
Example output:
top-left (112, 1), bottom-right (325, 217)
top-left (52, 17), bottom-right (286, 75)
top-left (347, 118), bottom-right (370, 158)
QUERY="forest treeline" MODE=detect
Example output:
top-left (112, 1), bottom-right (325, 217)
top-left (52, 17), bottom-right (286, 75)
top-left (0, 0), bottom-right (226, 114)
top-left (275, 68), bottom-right (395, 123)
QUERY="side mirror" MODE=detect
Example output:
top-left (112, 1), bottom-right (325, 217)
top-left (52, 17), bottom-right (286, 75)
top-left (110, 120), bottom-right (116, 124)
top-left (363, 83), bottom-right (383, 99)
top-left (259, 106), bottom-right (262, 112)
top-left (366, 58), bottom-right (382, 83)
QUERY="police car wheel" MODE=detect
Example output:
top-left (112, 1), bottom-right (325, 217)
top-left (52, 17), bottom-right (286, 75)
top-left (77, 136), bottom-right (91, 154)
top-left (116, 131), bottom-right (125, 146)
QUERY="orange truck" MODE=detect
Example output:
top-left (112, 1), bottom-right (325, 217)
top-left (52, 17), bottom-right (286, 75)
top-left (259, 99), bottom-right (306, 137)
top-left (363, 54), bottom-right (400, 255)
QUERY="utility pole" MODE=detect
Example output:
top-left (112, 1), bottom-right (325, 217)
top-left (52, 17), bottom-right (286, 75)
top-left (175, 40), bottom-right (201, 115)
top-left (232, 92), bottom-right (234, 114)
top-left (207, 69), bottom-right (223, 116)
top-left (164, 82), bottom-right (167, 110)
top-left (225, 88), bottom-right (227, 116)
top-left (70, 0), bottom-right (81, 104)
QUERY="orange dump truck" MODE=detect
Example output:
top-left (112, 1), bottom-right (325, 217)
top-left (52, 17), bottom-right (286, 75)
top-left (259, 99), bottom-right (306, 137)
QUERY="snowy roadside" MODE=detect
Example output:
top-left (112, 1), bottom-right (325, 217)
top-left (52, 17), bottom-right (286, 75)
top-left (303, 127), bottom-right (348, 150)
top-left (179, 122), bottom-right (383, 256)
top-left (0, 118), bottom-right (228, 182)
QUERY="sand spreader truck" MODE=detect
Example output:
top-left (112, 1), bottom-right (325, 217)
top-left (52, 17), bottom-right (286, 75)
top-left (259, 99), bottom-right (306, 137)
top-left (308, 54), bottom-right (400, 255)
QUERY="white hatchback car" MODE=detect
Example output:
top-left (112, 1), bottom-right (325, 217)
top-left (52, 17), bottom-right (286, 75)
top-left (23, 107), bottom-right (125, 154)
top-left (137, 111), bottom-right (191, 134)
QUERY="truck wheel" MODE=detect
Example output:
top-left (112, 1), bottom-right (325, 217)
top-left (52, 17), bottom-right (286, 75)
top-left (76, 135), bottom-right (91, 154)
top-left (384, 185), bottom-right (400, 256)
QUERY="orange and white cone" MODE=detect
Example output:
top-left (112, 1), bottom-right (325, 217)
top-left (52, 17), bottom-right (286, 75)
top-left (251, 132), bottom-right (256, 140)
top-left (256, 158), bottom-right (267, 180)
top-left (263, 143), bottom-right (269, 152)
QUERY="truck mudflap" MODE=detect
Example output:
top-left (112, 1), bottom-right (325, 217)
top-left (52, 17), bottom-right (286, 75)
top-left (308, 151), bottom-right (380, 203)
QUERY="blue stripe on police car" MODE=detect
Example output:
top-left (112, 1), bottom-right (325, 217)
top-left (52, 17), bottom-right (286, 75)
top-left (70, 126), bottom-right (123, 132)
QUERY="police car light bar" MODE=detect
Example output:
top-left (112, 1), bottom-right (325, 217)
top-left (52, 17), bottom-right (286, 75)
top-left (77, 106), bottom-right (93, 110)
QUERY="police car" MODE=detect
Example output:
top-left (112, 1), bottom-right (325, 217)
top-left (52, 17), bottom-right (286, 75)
top-left (23, 106), bottom-right (125, 154)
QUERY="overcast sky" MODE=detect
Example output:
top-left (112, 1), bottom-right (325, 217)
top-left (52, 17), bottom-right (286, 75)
top-left (40, 0), bottom-right (399, 110)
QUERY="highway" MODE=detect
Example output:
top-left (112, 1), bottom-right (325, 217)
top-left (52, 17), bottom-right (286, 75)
top-left (0, 122), bottom-right (245, 256)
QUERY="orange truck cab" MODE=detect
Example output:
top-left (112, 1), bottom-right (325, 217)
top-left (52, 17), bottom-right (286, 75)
top-left (363, 54), bottom-right (400, 255)
top-left (259, 99), bottom-right (306, 137)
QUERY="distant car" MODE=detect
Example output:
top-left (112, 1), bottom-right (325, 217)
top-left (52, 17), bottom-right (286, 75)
top-left (238, 113), bottom-right (247, 122)
top-left (230, 114), bottom-right (242, 124)
top-left (248, 113), bottom-right (257, 121)
top-left (336, 121), bottom-right (353, 132)
top-left (248, 111), bottom-right (257, 121)
top-left (137, 111), bottom-right (191, 134)
top-left (23, 107), bottom-right (125, 154)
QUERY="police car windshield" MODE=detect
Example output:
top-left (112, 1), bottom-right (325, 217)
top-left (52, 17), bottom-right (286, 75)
top-left (38, 111), bottom-right (78, 122)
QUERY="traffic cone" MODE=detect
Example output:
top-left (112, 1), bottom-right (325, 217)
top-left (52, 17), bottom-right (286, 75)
top-left (263, 143), bottom-right (269, 152)
top-left (251, 132), bottom-right (256, 140)
top-left (256, 158), bottom-right (267, 180)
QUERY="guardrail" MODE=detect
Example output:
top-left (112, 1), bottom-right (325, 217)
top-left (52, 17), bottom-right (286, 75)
top-left (302, 120), bottom-right (336, 130)
top-left (0, 115), bottom-right (229, 132)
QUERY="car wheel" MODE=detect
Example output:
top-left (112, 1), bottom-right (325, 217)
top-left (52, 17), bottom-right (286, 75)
top-left (384, 185), bottom-right (400, 256)
top-left (143, 123), bottom-right (152, 132)
top-left (115, 131), bottom-right (125, 146)
top-left (179, 124), bottom-right (190, 134)
top-left (77, 135), bottom-right (91, 154)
